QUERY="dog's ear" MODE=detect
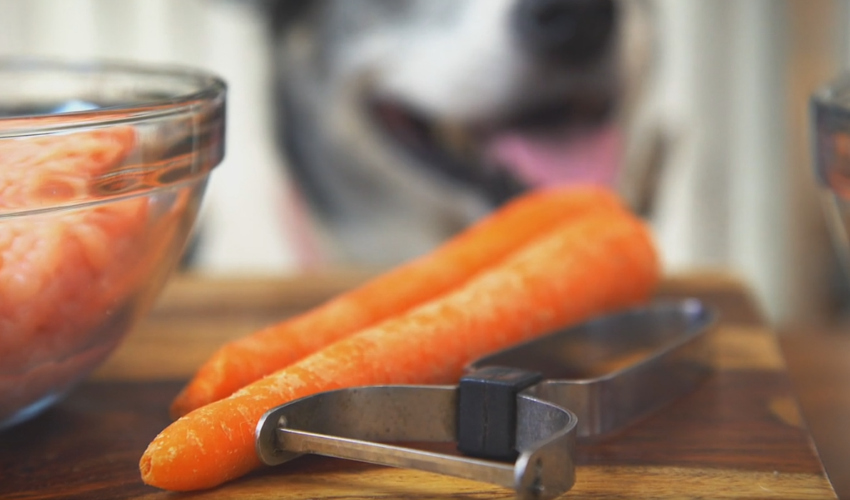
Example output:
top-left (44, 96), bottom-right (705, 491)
top-left (263, 0), bottom-right (318, 35)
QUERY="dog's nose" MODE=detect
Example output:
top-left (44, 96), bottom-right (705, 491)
top-left (513, 0), bottom-right (617, 65)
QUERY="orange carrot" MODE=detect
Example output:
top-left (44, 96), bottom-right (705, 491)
top-left (141, 206), bottom-right (660, 491)
top-left (170, 186), bottom-right (624, 417)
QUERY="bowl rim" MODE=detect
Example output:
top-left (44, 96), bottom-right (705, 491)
top-left (0, 57), bottom-right (227, 139)
top-left (812, 74), bottom-right (850, 108)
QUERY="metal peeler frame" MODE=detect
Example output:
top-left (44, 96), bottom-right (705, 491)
top-left (256, 299), bottom-right (716, 499)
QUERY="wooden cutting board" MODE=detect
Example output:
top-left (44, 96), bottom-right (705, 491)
top-left (0, 271), bottom-right (837, 499)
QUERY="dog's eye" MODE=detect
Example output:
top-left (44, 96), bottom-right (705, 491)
top-left (513, 0), bottom-right (617, 65)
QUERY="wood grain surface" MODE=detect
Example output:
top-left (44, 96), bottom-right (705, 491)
top-left (780, 326), bottom-right (850, 500)
top-left (0, 271), bottom-right (837, 499)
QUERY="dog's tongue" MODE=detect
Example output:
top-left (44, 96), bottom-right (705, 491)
top-left (485, 126), bottom-right (622, 187)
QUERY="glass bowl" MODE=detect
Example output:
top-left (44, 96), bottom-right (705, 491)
top-left (0, 59), bottom-right (226, 429)
top-left (811, 75), bottom-right (850, 271)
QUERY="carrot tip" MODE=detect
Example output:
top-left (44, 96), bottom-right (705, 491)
top-left (139, 454), bottom-right (152, 483)
top-left (169, 396), bottom-right (189, 420)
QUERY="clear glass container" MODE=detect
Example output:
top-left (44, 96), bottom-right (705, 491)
top-left (0, 58), bottom-right (226, 429)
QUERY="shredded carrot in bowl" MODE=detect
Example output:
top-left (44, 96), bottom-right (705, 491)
top-left (0, 126), bottom-right (197, 428)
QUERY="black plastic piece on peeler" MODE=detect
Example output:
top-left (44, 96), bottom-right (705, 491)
top-left (456, 366), bottom-right (543, 461)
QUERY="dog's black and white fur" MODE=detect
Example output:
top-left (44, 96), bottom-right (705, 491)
top-left (267, 0), bottom-right (661, 266)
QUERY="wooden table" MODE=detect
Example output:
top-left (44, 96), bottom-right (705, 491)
top-left (0, 272), bottom-right (837, 499)
top-left (779, 323), bottom-right (850, 499)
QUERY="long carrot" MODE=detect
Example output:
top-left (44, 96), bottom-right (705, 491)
top-left (170, 186), bottom-right (624, 417)
top-left (141, 206), bottom-right (660, 491)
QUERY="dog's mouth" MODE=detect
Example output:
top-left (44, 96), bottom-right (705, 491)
top-left (369, 95), bottom-right (621, 204)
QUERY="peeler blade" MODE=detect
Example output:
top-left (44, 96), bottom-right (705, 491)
top-left (255, 383), bottom-right (577, 500)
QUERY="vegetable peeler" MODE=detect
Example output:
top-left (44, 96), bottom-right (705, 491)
top-left (255, 299), bottom-right (716, 499)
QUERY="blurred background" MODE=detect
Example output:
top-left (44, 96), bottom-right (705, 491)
top-left (0, 0), bottom-right (846, 327)
top-left (4, 1), bottom-right (850, 495)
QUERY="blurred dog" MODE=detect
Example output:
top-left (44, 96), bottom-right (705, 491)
top-left (268, 0), bottom-right (661, 266)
